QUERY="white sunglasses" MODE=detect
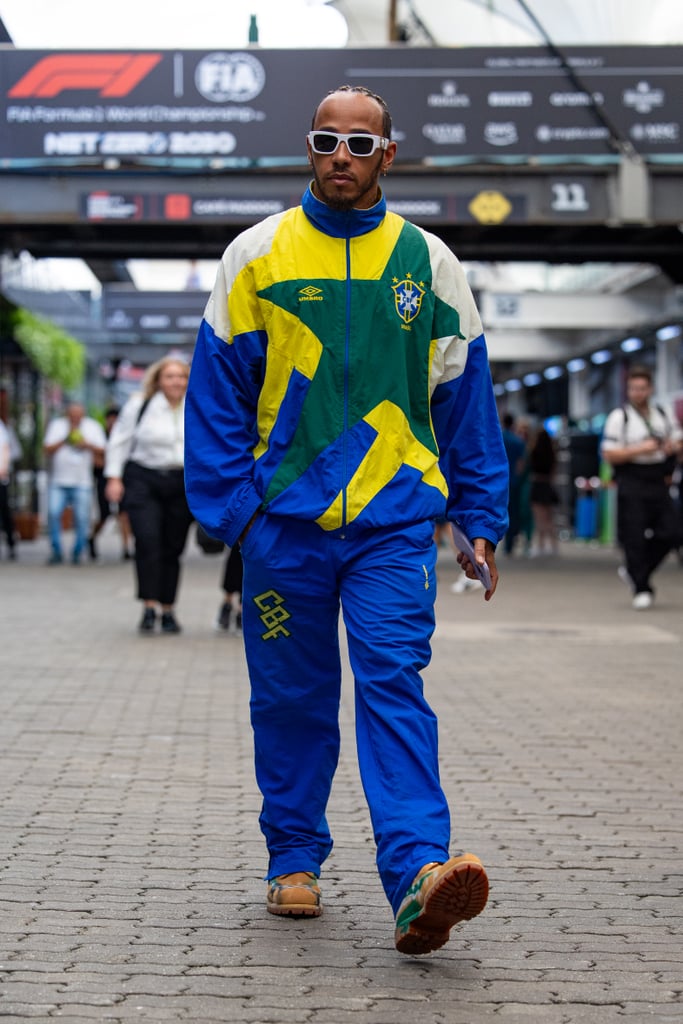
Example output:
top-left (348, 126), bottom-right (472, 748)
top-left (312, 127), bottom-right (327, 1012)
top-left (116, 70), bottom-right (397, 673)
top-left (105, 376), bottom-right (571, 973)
top-left (307, 131), bottom-right (389, 157)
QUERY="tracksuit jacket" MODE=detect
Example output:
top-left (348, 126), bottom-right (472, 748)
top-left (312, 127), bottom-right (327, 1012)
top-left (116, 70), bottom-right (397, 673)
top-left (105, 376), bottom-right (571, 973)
top-left (184, 185), bottom-right (509, 546)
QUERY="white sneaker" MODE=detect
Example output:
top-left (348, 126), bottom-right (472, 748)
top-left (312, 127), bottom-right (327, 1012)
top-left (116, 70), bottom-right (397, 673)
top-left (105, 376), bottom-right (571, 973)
top-left (451, 575), bottom-right (481, 594)
top-left (632, 592), bottom-right (653, 611)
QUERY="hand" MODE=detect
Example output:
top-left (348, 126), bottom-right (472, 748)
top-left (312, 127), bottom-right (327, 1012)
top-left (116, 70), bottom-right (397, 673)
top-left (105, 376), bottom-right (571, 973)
top-left (457, 538), bottom-right (499, 601)
top-left (105, 478), bottom-right (124, 505)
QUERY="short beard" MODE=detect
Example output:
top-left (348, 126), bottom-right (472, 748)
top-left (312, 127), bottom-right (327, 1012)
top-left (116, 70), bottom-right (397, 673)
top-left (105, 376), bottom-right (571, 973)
top-left (311, 160), bottom-right (382, 212)
top-left (324, 193), bottom-right (355, 212)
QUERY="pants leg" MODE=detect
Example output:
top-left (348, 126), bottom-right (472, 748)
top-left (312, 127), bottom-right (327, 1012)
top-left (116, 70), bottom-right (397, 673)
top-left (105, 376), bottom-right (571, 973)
top-left (72, 486), bottom-right (92, 559)
top-left (124, 466), bottom-right (165, 601)
top-left (47, 484), bottom-right (68, 557)
top-left (95, 472), bottom-right (110, 525)
top-left (0, 482), bottom-right (16, 551)
top-left (504, 481), bottom-right (521, 554)
top-left (642, 488), bottom-right (679, 583)
top-left (339, 521), bottom-right (451, 914)
top-left (619, 481), bottom-right (676, 593)
top-left (158, 477), bottom-right (193, 605)
top-left (240, 516), bottom-right (342, 880)
top-left (222, 544), bottom-right (243, 594)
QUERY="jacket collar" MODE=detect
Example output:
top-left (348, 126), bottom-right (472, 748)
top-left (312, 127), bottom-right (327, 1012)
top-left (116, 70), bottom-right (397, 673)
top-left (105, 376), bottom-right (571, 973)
top-left (302, 183), bottom-right (386, 238)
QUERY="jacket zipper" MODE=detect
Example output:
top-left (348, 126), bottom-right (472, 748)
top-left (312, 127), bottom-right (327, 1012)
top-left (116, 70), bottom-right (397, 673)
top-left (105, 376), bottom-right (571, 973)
top-left (342, 232), bottom-right (352, 530)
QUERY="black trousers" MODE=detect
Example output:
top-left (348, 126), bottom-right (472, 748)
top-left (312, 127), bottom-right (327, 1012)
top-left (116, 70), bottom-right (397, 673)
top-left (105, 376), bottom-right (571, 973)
top-left (0, 482), bottom-right (16, 552)
top-left (122, 462), bottom-right (193, 605)
top-left (221, 543), bottom-right (243, 594)
top-left (617, 476), bottom-right (680, 593)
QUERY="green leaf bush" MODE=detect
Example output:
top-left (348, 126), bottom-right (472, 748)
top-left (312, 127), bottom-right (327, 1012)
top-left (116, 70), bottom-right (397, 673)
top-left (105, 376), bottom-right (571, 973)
top-left (12, 307), bottom-right (85, 390)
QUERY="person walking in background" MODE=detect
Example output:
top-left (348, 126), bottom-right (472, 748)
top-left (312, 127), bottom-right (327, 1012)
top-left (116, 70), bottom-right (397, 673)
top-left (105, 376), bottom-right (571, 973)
top-left (215, 544), bottom-right (243, 634)
top-left (105, 356), bottom-right (193, 635)
top-left (529, 427), bottom-right (560, 556)
top-left (184, 85), bottom-right (509, 955)
top-left (0, 416), bottom-right (17, 560)
top-left (500, 412), bottom-right (526, 556)
top-left (601, 365), bottom-right (682, 610)
top-left (515, 416), bottom-right (534, 556)
top-left (43, 401), bottom-right (106, 565)
top-left (88, 405), bottom-right (134, 562)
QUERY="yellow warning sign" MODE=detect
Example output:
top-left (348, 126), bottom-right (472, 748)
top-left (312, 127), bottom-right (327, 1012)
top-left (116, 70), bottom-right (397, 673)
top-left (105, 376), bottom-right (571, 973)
top-left (468, 190), bottom-right (512, 224)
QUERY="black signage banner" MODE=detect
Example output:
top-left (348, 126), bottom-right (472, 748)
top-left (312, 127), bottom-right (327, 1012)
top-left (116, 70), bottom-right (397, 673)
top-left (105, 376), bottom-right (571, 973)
top-left (1, 46), bottom-right (682, 166)
top-left (102, 288), bottom-right (207, 334)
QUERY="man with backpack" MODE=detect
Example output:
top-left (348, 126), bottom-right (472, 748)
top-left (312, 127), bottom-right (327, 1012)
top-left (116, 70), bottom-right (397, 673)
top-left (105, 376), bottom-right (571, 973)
top-left (601, 365), bottom-right (682, 609)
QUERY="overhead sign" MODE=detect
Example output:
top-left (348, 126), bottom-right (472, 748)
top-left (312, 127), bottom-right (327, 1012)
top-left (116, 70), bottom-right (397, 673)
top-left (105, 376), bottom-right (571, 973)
top-left (101, 288), bottom-right (207, 335)
top-left (0, 170), bottom-right (613, 230)
top-left (1, 46), bottom-right (682, 166)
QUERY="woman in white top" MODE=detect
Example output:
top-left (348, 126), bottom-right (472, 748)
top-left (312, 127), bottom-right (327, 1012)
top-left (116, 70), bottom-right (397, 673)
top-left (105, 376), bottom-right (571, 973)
top-left (105, 356), bottom-right (193, 634)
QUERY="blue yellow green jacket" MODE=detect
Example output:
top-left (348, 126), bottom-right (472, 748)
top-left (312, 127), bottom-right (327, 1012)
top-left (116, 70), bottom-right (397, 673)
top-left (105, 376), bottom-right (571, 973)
top-left (185, 186), bottom-right (509, 548)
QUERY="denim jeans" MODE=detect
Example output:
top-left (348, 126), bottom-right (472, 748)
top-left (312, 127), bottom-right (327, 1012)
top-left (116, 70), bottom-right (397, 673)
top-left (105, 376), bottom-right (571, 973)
top-left (48, 484), bottom-right (93, 560)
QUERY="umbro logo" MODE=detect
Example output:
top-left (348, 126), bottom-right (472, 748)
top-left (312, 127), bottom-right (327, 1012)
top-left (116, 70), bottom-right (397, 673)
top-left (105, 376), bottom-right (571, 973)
top-left (298, 286), bottom-right (323, 302)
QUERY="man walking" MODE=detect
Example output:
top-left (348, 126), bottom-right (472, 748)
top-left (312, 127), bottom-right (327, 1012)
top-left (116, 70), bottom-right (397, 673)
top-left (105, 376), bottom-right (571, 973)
top-left (43, 401), bottom-right (105, 565)
top-left (185, 85), bottom-right (509, 954)
top-left (601, 365), bottom-right (682, 609)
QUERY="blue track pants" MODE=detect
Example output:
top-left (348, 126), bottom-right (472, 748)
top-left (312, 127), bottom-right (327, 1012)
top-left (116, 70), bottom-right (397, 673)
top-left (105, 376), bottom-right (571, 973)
top-left (239, 515), bottom-right (452, 914)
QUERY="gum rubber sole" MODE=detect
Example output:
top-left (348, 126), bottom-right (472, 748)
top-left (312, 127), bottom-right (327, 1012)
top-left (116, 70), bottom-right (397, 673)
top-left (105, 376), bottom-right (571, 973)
top-left (395, 855), bottom-right (489, 955)
top-left (266, 901), bottom-right (322, 917)
top-left (266, 872), bottom-right (322, 918)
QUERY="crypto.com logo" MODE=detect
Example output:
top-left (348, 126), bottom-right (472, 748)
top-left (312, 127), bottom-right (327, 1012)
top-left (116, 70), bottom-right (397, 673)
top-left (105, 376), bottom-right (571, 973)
top-left (8, 54), bottom-right (162, 98)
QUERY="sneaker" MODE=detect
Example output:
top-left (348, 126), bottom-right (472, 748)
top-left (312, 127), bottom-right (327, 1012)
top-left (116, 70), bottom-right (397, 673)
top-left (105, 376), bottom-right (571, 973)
top-left (632, 591), bottom-right (653, 611)
top-left (266, 872), bottom-right (322, 917)
top-left (214, 601), bottom-right (231, 631)
top-left (139, 607), bottom-right (157, 634)
top-left (47, 552), bottom-right (63, 565)
top-left (451, 575), bottom-right (481, 594)
top-left (394, 854), bottom-right (489, 956)
top-left (161, 611), bottom-right (181, 634)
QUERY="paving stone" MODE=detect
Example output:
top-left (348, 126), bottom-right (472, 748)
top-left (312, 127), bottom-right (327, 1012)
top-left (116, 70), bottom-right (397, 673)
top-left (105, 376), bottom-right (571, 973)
top-left (1, 537), bottom-right (682, 1022)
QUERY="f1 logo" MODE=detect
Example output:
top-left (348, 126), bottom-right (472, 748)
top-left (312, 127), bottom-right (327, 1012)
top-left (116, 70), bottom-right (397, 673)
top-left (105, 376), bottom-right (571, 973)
top-left (8, 54), bottom-right (162, 98)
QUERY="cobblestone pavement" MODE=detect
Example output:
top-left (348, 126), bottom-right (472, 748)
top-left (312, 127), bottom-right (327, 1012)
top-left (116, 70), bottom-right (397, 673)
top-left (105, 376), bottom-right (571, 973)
top-left (1, 528), bottom-right (682, 1023)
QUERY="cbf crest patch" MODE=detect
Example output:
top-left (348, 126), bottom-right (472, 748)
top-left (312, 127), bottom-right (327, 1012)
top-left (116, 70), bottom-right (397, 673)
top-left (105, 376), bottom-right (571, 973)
top-left (392, 273), bottom-right (426, 325)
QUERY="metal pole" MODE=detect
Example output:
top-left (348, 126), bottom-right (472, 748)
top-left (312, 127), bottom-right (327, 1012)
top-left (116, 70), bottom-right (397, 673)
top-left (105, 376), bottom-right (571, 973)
top-left (388, 0), bottom-right (399, 42)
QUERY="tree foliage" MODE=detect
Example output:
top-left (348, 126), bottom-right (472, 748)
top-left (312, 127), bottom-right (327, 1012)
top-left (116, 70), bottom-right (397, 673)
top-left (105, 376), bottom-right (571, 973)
top-left (11, 307), bottom-right (85, 390)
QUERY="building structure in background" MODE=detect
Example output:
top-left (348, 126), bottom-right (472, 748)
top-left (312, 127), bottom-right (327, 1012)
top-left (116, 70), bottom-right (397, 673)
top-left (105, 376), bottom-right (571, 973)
top-left (0, 1), bottom-right (682, 543)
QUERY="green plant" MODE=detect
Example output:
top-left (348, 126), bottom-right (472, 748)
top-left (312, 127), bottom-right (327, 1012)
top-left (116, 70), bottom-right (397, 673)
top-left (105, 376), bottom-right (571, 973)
top-left (11, 307), bottom-right (85, 390)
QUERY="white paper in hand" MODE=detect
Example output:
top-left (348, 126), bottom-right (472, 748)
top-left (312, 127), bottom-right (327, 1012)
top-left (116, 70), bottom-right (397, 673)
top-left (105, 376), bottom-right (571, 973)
top-left (451, 524), bottom-right (492, 590)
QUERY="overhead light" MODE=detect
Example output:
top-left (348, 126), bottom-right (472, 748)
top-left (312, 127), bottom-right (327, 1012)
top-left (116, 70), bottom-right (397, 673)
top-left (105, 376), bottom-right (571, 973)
top-left (590, 350), bottom-right (612, 365)
top-left (656, 325), bottom-right (681, 341)
top-left (523, 372), bottom-right (542, 387)
top-left (620, 336), bottom-right (643, 353)
top-left (567, 358), bottom-right (586, 373)
top-left (493, 383), bottom-right (506, 396)
top-left (505, 379), bottom-right (523, 392)
top-left (544, 365), bottom-right (563, 380)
